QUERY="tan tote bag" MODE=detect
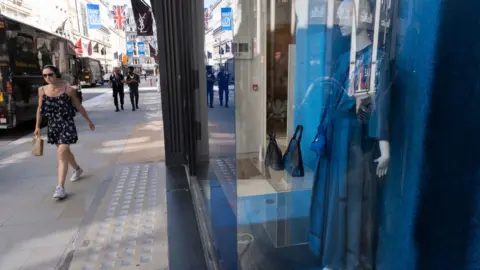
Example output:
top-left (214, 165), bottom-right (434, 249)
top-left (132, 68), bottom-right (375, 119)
top-left (32, 136), bottom-right (44, 156)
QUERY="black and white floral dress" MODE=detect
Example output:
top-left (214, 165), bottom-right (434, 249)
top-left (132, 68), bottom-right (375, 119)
top-left (40, 86), bottom-right (78, 145)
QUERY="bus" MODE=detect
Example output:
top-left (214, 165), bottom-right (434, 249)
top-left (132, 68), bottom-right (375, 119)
top-left (0, 15), bottom-right (82, 129)
top-left (79, 57), bottom-right (104, 87)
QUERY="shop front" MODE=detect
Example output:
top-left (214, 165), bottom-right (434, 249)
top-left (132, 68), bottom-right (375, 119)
top-left (199, 0), bottom-right (480, 269)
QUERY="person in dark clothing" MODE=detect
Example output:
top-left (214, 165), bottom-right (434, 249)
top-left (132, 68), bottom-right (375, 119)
top-left (125, 66), bottom-right (140, 111)
top-left (217, 66), bottom-right (230, 107)
top-left (206, 65), bottom-right (215, 108)
top-left (109, 67), bottom-right (125, 112)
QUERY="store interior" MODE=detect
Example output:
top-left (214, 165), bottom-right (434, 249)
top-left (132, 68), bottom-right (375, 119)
top-left (232, 0), bottom-right (400, 269)
top-left (201, 0), bottom-right (480, 269)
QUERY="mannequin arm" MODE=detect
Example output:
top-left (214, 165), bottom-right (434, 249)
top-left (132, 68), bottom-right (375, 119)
top-left (379, 140), bottom-right (390, 158)
top-left (375, 140), bottom-right (390, 177)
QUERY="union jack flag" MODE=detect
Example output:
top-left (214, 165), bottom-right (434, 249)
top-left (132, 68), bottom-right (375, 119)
top-left (204, 8), bottom-right (209, 30)
top-left (111, 5), bottom-right (127, 30)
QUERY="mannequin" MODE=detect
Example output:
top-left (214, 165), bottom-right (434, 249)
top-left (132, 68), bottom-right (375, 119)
top-left (338, 0), bottom-right (390, 178)
top-left (308, 0), bottom-right (392, 269)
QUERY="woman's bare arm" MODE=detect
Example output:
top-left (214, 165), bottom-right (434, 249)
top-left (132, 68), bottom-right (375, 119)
top-left (68, 86), bottom-right (92, 124)
top-left (35, 87), bottom-right (43, 129)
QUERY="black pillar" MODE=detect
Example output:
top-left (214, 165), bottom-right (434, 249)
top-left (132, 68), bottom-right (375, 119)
top-left (152, 0), bottom-right (198, 174)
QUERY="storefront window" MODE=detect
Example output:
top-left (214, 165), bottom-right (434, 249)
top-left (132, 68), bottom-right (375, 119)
top-left (202, 0), bottom-right (476, 269)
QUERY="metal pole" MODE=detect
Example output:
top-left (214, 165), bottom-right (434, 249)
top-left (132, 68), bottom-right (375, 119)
top-left (219, 36), bottom-right (222, 67)
top-left (104, 36), bottom-right (107, 72)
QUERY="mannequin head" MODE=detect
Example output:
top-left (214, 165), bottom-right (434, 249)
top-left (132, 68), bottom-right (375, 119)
top-left (337, 0), bottom-right (372, 36)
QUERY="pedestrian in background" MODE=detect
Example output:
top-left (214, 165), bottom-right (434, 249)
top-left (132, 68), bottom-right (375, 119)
top-left (109, 67), bottom-right (125, 112)
top-left (217, 66), bottom-right (230, 108)
top-left (206, 65), bottom-right (215, 108)
top-left (34, 65), bottom-right (95, 199)
top-left (126, 66), bottom-right (141, 111)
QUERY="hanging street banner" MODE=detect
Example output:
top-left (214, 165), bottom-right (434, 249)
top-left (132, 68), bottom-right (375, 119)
top-left (137, 42), bottom-right (145, 55)
top-left (126, 41), bottom-right (134, 55)
top-left (86, 4), bottom-right (101, 29)
top-left (221, 7), bottom-right (232, 31)
top-left (131, 0), bottom-right (154, 36)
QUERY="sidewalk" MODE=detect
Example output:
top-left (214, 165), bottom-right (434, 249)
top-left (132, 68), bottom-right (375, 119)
top-left (0, 87), bottom-right (168, 270)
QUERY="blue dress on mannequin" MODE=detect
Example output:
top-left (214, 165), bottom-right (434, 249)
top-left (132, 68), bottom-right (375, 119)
top-left (308, 45), bottom-right (391, 270)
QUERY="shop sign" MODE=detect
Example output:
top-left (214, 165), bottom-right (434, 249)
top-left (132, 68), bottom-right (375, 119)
top-left (308, 0), bottom-right (327, 25)
top-left (126, 41), bottom-right (134, 55)
top-left (86, 4), bottom-right (101, 29)
top-left (138, 42), bottom-right (145, 55)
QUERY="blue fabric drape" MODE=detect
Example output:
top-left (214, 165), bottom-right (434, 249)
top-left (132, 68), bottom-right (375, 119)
top-left (308, 45), bottom-right (391, 270)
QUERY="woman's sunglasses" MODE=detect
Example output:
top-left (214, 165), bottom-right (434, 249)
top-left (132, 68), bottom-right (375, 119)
top-left (43, 73), bottom-right (55, 78)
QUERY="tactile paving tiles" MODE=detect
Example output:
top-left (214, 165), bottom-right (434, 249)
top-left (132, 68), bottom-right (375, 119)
top-left (212, 158), bottom-right (237, 215)
top-left (69, 163), bottom-right (168, 270)
top-left (214, 158), bottom-right (236, 180)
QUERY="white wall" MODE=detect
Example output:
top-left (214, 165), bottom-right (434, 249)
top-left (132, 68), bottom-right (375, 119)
top-left (109, 28), bottom-right (126, 67)
top-left (234, 0), bottom-right (266, 155)
top-left (0, 0), bottom-right (34, 24)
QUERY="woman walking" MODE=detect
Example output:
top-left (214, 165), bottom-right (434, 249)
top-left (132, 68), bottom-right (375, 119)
top-left (34, 65), bottom-right (95, 199)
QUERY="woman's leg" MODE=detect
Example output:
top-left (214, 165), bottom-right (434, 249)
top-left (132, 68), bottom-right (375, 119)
top-left (68, 148), bottom-right (83, 182)
top-left (59, 145), bottom-right (83, 182)
top-left (67, 149), bottom-right (79, 170)
top-left (57, 144), bottom-right (70, 187)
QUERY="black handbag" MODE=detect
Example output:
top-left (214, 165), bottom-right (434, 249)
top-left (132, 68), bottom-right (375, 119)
top-left (264, 132), bottom-right (284, 171)
top-left (283, 125), bottom-right (304, 177)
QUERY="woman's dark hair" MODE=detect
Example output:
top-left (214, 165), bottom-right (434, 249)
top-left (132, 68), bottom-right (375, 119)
top-left (43, 65), bottom-right (62, 78)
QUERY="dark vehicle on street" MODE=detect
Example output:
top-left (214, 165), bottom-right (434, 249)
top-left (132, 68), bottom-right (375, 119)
top-left (0, 15), bottom-right (82, 130)
top-left (79, 57), bottom-right (104, 87)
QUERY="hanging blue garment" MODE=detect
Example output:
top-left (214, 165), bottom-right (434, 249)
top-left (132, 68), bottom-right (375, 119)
top-left (308, 45), bottom-right (392, 270)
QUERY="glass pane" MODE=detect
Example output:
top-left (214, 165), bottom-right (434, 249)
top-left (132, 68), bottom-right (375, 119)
top-left (231, 0), bottom-right (401, 269)
top-left (203, 0), bottom-right (477, 268)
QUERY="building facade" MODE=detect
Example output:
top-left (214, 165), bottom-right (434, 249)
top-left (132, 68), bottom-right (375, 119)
top-left (31, 0), bottom-right (71, 37)
top-left (120, 7), bottom-right (156, 74)
top-left (124, 7), bottom-right (156, 74)
top-left (67, 0), bottom-right (121, 73)
top-left (204, 0), bottom-right (234, 69)
top-left (0, 0), bottom-right (34, 25)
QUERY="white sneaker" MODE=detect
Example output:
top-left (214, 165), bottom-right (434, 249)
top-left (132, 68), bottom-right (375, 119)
top-left (70, 167), bottom-right (84, 182)
top-left (53, 186), bottom-right (66, 199)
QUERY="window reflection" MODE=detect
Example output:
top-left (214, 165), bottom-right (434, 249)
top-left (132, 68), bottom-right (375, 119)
top-left (235, 0), bottom-right (397, 269)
